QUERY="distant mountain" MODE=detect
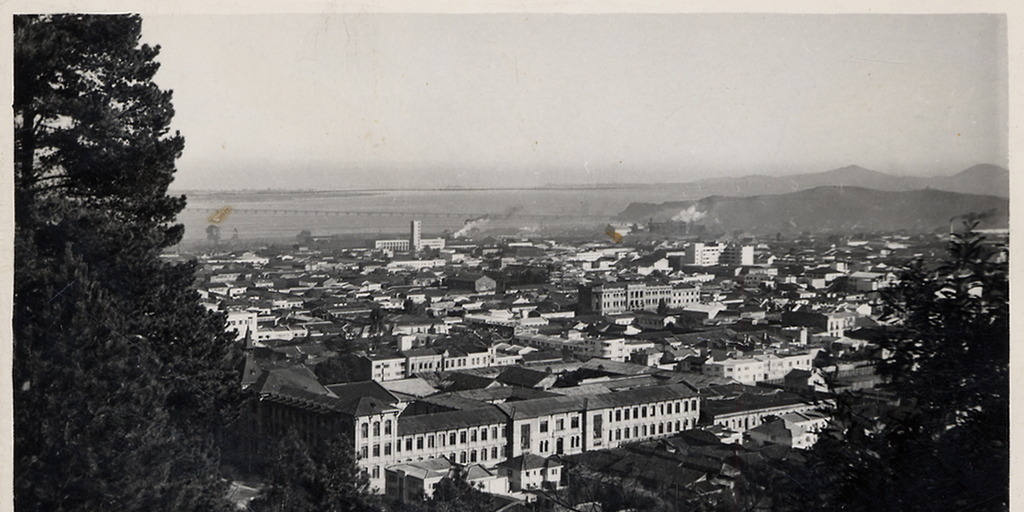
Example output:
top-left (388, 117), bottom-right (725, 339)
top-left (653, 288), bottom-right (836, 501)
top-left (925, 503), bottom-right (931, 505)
top-left (927, 164), bottom-right (1010, 198)
top-left (616, 186), bottom-right (1008, 234)
top-left (578, 164), bottom-right (1009, 200)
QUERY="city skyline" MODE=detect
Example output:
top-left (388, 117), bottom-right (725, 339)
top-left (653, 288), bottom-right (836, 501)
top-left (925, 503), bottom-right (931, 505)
top-left (132, 11), bottom-right (1008, 191)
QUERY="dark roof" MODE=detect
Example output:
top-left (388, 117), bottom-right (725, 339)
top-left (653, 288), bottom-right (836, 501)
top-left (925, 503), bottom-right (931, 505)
top-left (499, 453), bottom-right (561, 472)
top-left (701, 391), bottom-right (824, 418)
top-left (588, 383), bottom-right (698, 409)
top-left (579, 358), bottom-right (657, 376)
top-left (448, 386), bottom-right (561, 404)
top-left (402, 347), bottom-right (440, 358)
top-left (496, 395), bottom-right (587, 419)
top-left (495, 366), bottom-right (556, 388)
top-left (418, 393), bottom-right (492, 411)
top-left (397, 406), bottom-right (510, 436)
top-left (326, 381), bottom-right (401, 416)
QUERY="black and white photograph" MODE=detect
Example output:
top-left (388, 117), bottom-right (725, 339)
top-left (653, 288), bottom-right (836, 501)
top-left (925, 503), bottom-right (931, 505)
top-left (8, 3), bottom-right (1016, 512)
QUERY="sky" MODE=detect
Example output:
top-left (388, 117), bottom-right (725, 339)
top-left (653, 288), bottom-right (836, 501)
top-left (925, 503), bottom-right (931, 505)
top-left (137, 12), bottom-right (1009, 190)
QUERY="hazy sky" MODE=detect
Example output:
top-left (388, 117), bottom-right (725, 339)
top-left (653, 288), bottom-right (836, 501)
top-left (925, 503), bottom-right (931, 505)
top-left (139, 13), bottom-right (1008, 190)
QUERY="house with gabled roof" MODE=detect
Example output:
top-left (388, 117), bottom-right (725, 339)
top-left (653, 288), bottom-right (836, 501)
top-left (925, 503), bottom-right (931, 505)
top-left (498, 453), bottom-right (563, 492)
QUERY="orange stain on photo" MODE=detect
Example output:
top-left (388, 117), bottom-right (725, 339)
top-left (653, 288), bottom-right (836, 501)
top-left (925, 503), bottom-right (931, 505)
top-left (207, 206), bottom-right (233, 224)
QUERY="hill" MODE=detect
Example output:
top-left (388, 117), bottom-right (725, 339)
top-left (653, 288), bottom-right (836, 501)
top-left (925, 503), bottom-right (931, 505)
top-left (616, 186), bottom-right (1008, 234)
top-left (567, 164), bottom-right (1009, 200)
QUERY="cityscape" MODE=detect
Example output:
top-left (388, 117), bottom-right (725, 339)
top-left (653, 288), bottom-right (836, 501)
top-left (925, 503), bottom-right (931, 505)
top-left (188, 203), bottom-right (1008, 509)
top-left (11, 9), bottom-right (1012, 512)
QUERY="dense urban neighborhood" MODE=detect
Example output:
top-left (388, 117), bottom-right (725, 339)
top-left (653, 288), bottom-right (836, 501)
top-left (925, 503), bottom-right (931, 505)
top-left (14, 13), bottom-right (1010, 512)
top-left (183, 220), bottom-right (1008, 510)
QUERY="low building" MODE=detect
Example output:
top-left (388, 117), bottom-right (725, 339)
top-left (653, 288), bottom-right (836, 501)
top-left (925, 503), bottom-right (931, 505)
top-left (498, 453), bottom-right (564, 492)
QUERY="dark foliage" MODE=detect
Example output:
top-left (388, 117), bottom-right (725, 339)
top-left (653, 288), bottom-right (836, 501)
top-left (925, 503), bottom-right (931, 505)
top-left (745, 222), bottom-right (1009, 512)
top-left (249, 432), bottom-right (377, 512)
top-left (14, 14), bottom-right (242, 512)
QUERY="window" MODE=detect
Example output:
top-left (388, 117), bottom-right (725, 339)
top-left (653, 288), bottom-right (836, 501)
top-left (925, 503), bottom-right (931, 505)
top-left (642, 407), bottom-right (647, 418)
top-left (373, 444), bottom-right (380, 457)
top-left (373, 421), bottom-right (380, 436)
top-left (659, 423), bottom-right (664, 434)
top-left (460, 451), bottom-right (467, 464)
top-left (361, 423), bottom-right (369, 438)
top-left (540, 421), bottom-right (549, 433)
top-left (660, 404), bottom-right (665, 415)
top-left (593, 414), bottom-right (603, 439)
top-left (691, 399), bottom-right (697, 411)
top-left (556, 419), bottom-right (564, 431)
top-left (471, 450), bottom-right (477, 462)
top-left (571, 416), bottom-right (580, 429)
top-left (428, 435), bottom-right (435, 448)
top-left (491, 447), bottom-right (498, 459)
top-left (493, 427), bottom-right (499, 439)
top-left (624, 409), bottom-right (630, 421)
top-left (615, 429), bottom-right (621, 440)
top-left (384, 443), bottom-right (392, 455)
top-left (396, 438), bottom-right (402, 452)
top-left (684, 401), bottom-right (689, 412)
top-left (481, 428), bottom-right (488, 441)
top-left (643, 425), bottom-right (648, 436)
top-left (633, 407), bottom-right (639, 418)
top-left (450, 433), bottom-right (457, 445)
top-left (359, 446), bottom-right (368, 458)
top-left (460, 431), bottom-right (467, 444)
top-left (406, 438), bottom-right (413, 451)
top-left (615, 410), bottom-right (621, 422)
top-left (385, 420), bottom-right (392, 435)
top-left (521, 424), bottom-right (531, 450)
top-left (417, 437), bottom-right (424, 450)
top-left (372, 466), bottom-right (380, 479)
top-left (624, 428), bottom-right (630, 439)
top-left (481, 448), bottom-right (487, 461)
top-left (471, 429), bottom-right (477, 442)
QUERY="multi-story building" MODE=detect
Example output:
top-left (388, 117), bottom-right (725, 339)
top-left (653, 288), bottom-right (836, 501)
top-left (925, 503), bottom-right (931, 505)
top-left (720, 245), bottom-right (754, 266)
top-left (225, 309), bottom-right (258, 340)
top-left (579, 281), bottom-right (700, 315)
top-left (700, 391), bottom-right (829, 435)
top-left (374, 220), bottom-right (446, 253)
top-left (702, 352), bottom-right (818, 385)
top-left (684, 243), bottom-right (753, 267)
top-left (514, 333), bottom-right (627, 362)
top-left (361, 352), bottom-right (407, 382)
top-left (684, 243), bottom-right (725, 266)
top-left (249, 375), bottom-right (701, 494)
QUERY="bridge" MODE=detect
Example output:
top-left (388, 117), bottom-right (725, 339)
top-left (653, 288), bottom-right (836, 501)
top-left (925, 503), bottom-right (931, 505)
top-left (184, 208), bottom-right (610, 221)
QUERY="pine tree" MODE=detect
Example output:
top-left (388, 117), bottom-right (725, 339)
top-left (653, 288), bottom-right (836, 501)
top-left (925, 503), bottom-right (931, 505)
top-left (14, 14), bottom-right (240, 511)
top-left (752, 222), bottom-right (1009, 512)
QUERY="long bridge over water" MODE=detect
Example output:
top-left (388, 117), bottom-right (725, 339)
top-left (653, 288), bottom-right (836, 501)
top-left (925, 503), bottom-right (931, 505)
top-left (185, 208), bottom-right (611, 221)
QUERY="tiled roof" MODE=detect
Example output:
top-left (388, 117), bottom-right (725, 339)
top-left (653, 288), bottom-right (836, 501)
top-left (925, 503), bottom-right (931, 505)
top-left (326, 381), bottom-right (402, 416)
top-left (396, 406), bottom-right (509, 436)
top-left (495, 366), bottom-right (556, 388)
top-left (499, 453), bottom-right (557, 472)
top-left (701, 391), bottom-right (825, 418)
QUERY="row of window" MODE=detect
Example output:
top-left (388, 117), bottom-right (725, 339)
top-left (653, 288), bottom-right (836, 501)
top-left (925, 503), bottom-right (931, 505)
top-left (361, 420), bottom-right (393, 438)
top-left (538, 416), bottom-right (580, 433)
top-left (608, 399), bottom-right (697, 423)
top-left (611, 419), bottom-right (691, 441)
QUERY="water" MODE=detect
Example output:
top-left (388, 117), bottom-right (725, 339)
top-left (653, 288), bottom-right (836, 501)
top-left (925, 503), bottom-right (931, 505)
top-left (175, 186), bottom-right (695, 242)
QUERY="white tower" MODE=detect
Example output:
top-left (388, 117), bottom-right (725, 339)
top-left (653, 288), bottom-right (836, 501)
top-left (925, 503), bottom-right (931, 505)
top-left (410, 220), bottom-right (422, 251)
